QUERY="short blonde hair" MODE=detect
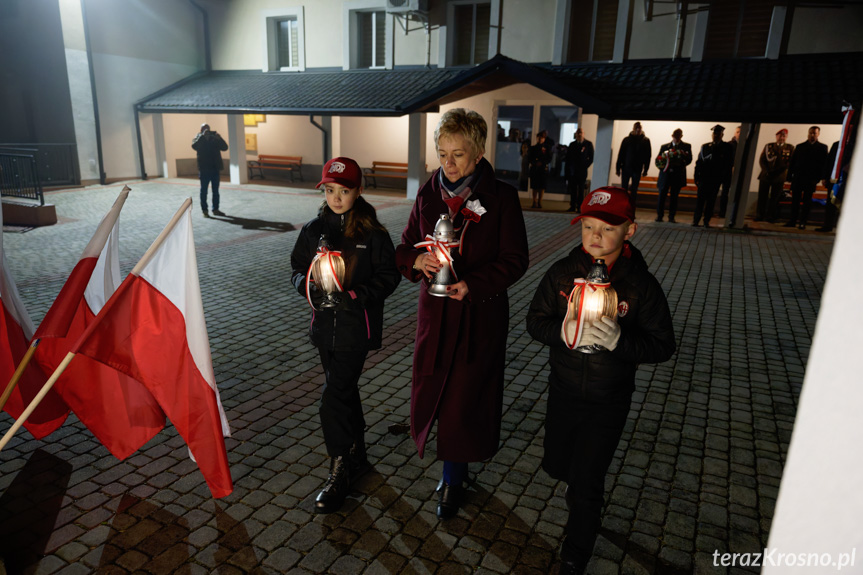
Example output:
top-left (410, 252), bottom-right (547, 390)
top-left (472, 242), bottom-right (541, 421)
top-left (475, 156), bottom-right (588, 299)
top-left (435, 108), bottom-right (487, 158)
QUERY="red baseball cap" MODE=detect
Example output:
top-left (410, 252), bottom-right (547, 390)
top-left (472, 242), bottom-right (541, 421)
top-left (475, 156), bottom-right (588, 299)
top-left (571, 186), bottom-right (635, 226)
top-left (317, 157), bottom-right (362, 189)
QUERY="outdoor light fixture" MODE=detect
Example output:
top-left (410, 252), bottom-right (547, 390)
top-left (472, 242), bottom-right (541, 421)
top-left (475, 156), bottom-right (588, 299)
top-left (309, 234), bottom-right (345, 309)
top-left (562, 258), bottom-right (619, 354)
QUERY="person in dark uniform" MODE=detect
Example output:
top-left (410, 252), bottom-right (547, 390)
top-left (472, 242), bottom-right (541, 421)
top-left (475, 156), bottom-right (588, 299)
top-left (616, 122), bottom-right (652, 207)
top-left (565, 128), bottom-right (594, 212)
top-left (192, 123), bottom-right (228, 218)
top-left (693, 125), bottom-right (735, 228)
top-left (785, 126), bottom-right (829, 229)
top-left (755, 129), bottom-right (794, 222)
top-left (529, 130), bottom-right (553, 209)
top-left (654, 128), bottom-right (692, 223)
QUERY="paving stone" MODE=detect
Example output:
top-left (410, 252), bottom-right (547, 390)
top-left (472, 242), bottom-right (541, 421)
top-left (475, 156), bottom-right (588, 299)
top-left (0, 183), bottom-right (830, 574)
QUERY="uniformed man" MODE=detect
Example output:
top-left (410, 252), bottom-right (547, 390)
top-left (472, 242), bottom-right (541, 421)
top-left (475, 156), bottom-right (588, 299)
top-left (693, 125), bottom-right (734, 228)
top-left (755, 128), bottom-right (794, 222)
top-left (654, 128), bottom-right (692, 223)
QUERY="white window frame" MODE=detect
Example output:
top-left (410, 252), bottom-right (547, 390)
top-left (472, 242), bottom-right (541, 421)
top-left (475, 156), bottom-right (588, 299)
top-left (439, 0), bottom-right (500, 68)
top-left (343, 1), bottom-right (394, 70)
top-left (262, 7), bottom-right (306, 72)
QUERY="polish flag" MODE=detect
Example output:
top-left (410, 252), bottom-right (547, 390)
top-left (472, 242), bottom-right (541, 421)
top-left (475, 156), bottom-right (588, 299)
top-left (72, 199), bottom-right (232, 498)
top-left (34, 188), bottom-right (166, 459)
top-left (1, 203), bottom-right (68, 439)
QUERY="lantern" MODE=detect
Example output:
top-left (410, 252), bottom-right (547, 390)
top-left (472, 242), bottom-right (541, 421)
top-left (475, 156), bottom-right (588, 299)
top-left (309, 234), bottom-right (345, 309)
top-left (424, 214), bottom-right (460, 297)
top-left (561, 258), bottom-right (619, 354)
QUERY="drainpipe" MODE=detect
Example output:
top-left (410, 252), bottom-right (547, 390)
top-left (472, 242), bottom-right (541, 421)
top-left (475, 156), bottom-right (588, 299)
top-left (80, 0), bottom-right (106, 185)
top-left (188, 0), bottom-right (212, 71)
top-left (310, 115), bottom-right (330, 165)
top-left (134, 108), bottom-right (147, 180)
top-left (672, 1), bottom-right (687, 61)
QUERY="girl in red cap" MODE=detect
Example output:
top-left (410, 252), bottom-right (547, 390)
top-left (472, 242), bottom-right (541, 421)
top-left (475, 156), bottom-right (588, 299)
top-left (290, 157), bottom-right (401, 514)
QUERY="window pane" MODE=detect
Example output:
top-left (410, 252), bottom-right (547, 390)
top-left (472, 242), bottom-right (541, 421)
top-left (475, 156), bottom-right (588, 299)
top-left (592, 1), bottom-right (618, 61)
top-left (454, 5), bottom-right (474, 66)
top-left (374, 11), bottom-right (386, 66)
top-left (278, 18), bottom-right (298, 68)
top-left (359, 12), bottom-right (373, 67)
top-left (474, 3), bottom-right (490, 63)
top-left (290, 19), bottom-right (298, 66)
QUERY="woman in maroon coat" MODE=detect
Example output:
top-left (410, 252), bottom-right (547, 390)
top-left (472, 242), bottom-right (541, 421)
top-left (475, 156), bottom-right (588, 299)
top-left (395, 108), bottom-right (529, 519)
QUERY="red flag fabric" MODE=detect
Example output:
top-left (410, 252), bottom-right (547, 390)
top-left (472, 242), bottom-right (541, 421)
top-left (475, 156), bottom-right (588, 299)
top-left (33, 188), bottom-right (166, 458)
top-left (72, 202), bottom-right (232, 498)
top-left (1, 204), bottom-right (68, 439)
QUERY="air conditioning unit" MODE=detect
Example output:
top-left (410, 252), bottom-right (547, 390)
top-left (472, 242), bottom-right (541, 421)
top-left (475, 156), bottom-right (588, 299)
top-left (386, 0), bottom-right (428, 13)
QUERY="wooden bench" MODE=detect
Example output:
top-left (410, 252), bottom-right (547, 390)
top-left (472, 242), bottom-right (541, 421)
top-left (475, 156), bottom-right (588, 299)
top-left (248, 155), bottom-right (303, 182)
top-left (362, 161), bottom-right (430, 188)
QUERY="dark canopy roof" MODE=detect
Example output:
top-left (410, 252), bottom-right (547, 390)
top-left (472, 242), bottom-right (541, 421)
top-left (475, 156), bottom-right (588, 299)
top-left (137, 52), bottom-right (863, 124)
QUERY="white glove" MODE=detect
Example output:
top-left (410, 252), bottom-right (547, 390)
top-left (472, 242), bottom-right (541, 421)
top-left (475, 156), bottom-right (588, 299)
top-left (579, 316), bottom-right (621, 351)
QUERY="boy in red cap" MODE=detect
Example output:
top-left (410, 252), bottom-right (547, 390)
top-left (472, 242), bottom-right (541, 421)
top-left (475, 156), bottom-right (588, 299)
top-left (527, 186), bottom-right (676, 574)
top-left (290, 157), bottom-right (401, 513)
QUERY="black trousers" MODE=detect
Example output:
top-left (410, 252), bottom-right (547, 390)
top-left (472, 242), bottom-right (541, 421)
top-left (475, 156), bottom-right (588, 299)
top-left (544, 392), bottom-right (630, 569)
top-left (199, 169), bottom-right (220, 212)
top-left (756, 180), bottom-right (784, 221)
top-left (620, 170), bottom-right (641, 207)
top-left (693, 182), bottom-right (721, 225)
top-left (318, 348), bottom-right (368, 457)
top-left (789, 181), bottom-right (817, 224)
top-left (568, 178), bottom-right (587, 210)
top-left (656, 182), bottom-right (682, 220)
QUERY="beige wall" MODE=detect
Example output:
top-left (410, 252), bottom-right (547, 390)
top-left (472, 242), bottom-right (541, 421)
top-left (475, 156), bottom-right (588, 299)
top-left (500, 0), bottom-right (556, 63)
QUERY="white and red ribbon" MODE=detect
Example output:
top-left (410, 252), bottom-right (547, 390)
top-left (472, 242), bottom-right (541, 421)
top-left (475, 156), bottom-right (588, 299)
top-left (305, 247), bottom-right (343, 310)
top-left (561, 278), bottom-right (611, 349)
top-left (414, 234), bottom-right (460, 281)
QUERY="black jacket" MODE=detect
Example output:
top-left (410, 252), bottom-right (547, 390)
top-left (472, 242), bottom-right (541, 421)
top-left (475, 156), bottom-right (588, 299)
top-left (616, 133), bottom-right (652, 175)
top-left (695, 140), bottom-right (734, 186)
top-left (192, 131), bottom-right (228, 172)
top-left (291, 207), bottom-right (400, 351)
top-left (788, 140), bottom-right (829, 186)
top-left (565, 139), bottom-right (594, 180)
top-left (656, 140), bottom-right (693, 189)
top-left (526, 243), bottom-right (675, 403)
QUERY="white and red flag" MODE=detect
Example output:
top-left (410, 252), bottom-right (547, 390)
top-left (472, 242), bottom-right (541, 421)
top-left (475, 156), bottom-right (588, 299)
top-left (0, 203), bottom-right (69, 439)
top-left (71, 199), bottom-right (232, 498)
top-left (33, 187), bottom-right (166, 459)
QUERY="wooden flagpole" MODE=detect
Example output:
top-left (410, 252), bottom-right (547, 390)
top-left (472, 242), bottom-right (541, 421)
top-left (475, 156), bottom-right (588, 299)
top-left (0, 197), bottom-right (190, 451)
top-left (0, 351), bottom-right (75, 451)
top-left (0, 340), bottom-right (39, 412)
top-left (131, 198), bottom-right (191, 276)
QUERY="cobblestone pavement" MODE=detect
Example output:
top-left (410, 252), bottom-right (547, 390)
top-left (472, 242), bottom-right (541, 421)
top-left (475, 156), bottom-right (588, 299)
top-left (0, 178), bottom-right (833, 574)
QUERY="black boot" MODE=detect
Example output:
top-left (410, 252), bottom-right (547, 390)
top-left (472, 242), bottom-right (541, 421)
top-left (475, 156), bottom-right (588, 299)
top-left (436, 478), bottom-right (463, 519)
top-left (315, 456), bottom-right (350, 514)
top-left (349, 440), bottom-right (371, 479)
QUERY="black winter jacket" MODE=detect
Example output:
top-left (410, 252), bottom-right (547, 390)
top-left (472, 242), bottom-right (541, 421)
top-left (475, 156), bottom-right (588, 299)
top-left (290, 208), bottom-right (400, 351)
top-left (526, 243), bottom-right (675, 403)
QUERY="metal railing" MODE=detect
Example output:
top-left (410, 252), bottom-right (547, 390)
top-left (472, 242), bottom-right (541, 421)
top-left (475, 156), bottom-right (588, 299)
top-left (0, 151), bottom-right (44, 206)
top-left (0, 143), bottom-right (80, 192)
